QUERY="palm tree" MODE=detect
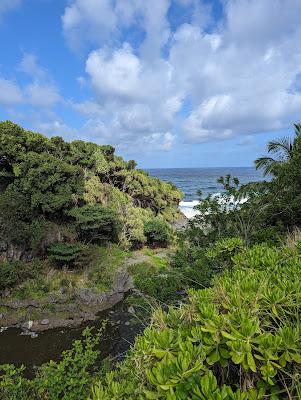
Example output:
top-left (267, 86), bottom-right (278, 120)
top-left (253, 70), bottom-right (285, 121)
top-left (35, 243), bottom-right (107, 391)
top-left (255, 123), bottom-right (301, 176)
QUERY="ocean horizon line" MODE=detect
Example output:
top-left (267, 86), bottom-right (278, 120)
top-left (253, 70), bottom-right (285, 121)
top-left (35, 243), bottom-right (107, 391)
top-left (145, 166), bottom-right (256, 170)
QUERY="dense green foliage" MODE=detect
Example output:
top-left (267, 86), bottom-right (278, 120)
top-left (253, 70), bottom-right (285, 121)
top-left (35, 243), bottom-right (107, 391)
top-left (90, 243), bottom-right (301, 399)
top-left (0, 260), bottom-right (42, 291)
top-left (249, 126), bottom-right (301, 232)
top-left (144, 217), bottom-right (174, 247)
top-left (48, 242), bottom-right (88, 268)
top-left (68, 205), bottom-right (120, 243)
top-left (0, 121), bottom-right (181, 291)
top-left (0, 121), bottom-right (181, 243)
top-left (1, 123), bottom-right (301, 399)
top-left (129, 260), bottom-right (183, 303)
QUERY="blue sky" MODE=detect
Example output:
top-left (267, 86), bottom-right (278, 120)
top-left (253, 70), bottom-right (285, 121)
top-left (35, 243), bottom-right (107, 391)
top-left (0, 0), bottom-right (300, 168)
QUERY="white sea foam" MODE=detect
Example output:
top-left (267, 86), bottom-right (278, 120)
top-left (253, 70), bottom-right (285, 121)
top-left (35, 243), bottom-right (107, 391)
top-left (179, 194), bottom-right (248, 219)
top-left (179, 200), bottom-right (200, 219)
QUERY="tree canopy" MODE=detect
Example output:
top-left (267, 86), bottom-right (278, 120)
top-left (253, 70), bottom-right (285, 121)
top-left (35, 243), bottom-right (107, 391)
top-left (0, 121), bottom-right (182, 254)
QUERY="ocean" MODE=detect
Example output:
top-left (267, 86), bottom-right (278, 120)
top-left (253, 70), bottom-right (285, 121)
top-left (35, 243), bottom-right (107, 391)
top-left (147, 167), bottom-right (265, 218)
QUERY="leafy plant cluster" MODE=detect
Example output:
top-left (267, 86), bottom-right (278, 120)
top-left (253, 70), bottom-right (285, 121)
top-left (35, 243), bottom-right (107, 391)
top-left (129, 260), bottom-right (183, 303)
top-left (47, 242), bottom-right (89, 268)
top-left (183, 124), bottom-right (301, 252)
top-left (90, 243), bottom-right (301, 399)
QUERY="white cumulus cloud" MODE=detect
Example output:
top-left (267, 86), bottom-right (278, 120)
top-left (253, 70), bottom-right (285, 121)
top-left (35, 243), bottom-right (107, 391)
top-left (170, 0), bottom-right (301, 142)
top-left (61, 0), bottom-right (301, 151)
top-left (82, 41), bottom-right (183, 151)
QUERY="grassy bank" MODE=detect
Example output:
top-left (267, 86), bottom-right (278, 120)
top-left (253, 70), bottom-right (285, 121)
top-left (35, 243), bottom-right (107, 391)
top-left (0, 245), bottom-right (174, 329)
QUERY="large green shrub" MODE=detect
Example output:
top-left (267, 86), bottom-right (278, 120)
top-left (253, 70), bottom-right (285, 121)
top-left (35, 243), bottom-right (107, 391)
top-left (171, 244), bottom-right (216, 289)
top-left (69, 204), bottom-right (120, 243)
top-left (0, 188), bottom-right (34, 248)
top-left (0, 365), bottom-right (36, 400)
top-left (186, 175), bottom-right (269, 248)
top-left (144, 217), bottom-right (173, 247)
top-left (35, 327), bottom-right (103, 400)
top-left (47, 242), bottom-right (88, 268)
top-left (132, 262), bottom-right (183, 303)
top-left (13, 152), bottom-right (84, 215)
top-left (205, 237), bottom-right (245, 271)
top-left (0, 260), bottom-right (25, 291)
top-left (170, 238), bottom-right (245, 290)
top-left (136, 272), bottom-right (183, 302)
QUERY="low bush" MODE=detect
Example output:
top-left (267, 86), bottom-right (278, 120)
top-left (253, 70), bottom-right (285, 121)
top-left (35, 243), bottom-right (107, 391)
top-left (144, 217), bottom-right (173, 247)
top-left (130, 260), bottom-right (183, 303)
top-left (0, 259), bottom-right (42, 292)
top-left (48, 242), bottom-right (88, 268)
top-left (171, 238), bottom-right (244, 289)
top-left (205, 237), bottom-right (245, 271)
top-left (134, 271), bottom-right (183, 303)
top-left (250, 225), bottom-right (284, 246)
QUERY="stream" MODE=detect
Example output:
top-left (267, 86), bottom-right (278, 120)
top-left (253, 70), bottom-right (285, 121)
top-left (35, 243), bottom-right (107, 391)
top-left (0, 300), bottom-right (144, 378)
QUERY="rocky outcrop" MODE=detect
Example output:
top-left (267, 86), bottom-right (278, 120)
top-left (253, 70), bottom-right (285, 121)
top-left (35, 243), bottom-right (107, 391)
top-left (0, 225), bottom-right (67, 262)
top-left (0, 268), bottom-right (134, 331)
top-left (172, 212), bottom-right (188, 230)
top-left (0, 242), bottom-right (28, 262)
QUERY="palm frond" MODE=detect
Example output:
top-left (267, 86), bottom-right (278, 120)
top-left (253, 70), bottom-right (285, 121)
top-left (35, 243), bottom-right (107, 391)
top-left (255, 123), bottom-right (300, 176)
top-left (255, 156), bottom-right (274, 168)
top-left (267, 137), bottom-right (293, 159)
top-left (294, 123), bottom-right (301, 137)
top-left (254, 156), bottom-right (276, 175)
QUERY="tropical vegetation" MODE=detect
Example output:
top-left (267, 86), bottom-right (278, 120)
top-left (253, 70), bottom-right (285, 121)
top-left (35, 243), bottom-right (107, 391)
top-left (0, 121), bottom-right (182, 291)
top-left (1, 122), bottom-right (301, 399)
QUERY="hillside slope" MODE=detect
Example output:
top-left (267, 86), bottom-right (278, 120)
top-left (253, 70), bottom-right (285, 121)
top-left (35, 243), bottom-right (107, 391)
top-left (0, 121), bottom-right (182, 261)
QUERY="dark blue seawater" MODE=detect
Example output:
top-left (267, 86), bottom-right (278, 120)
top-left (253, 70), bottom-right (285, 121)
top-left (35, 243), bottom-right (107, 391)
top-left (147, 167), bottom-right (265, 201)
top-left (146, 167), bottom-right (266, 218)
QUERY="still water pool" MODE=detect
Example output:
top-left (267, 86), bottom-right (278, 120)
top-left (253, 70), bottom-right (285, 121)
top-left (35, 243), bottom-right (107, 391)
top-left (0, 300), bottom-right (143, 378)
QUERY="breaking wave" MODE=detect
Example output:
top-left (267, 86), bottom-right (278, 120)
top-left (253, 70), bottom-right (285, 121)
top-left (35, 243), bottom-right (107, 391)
top-left (179, 194), bottom-right (248, 219)
top-left (179, 200), bottom-right (200, 219)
